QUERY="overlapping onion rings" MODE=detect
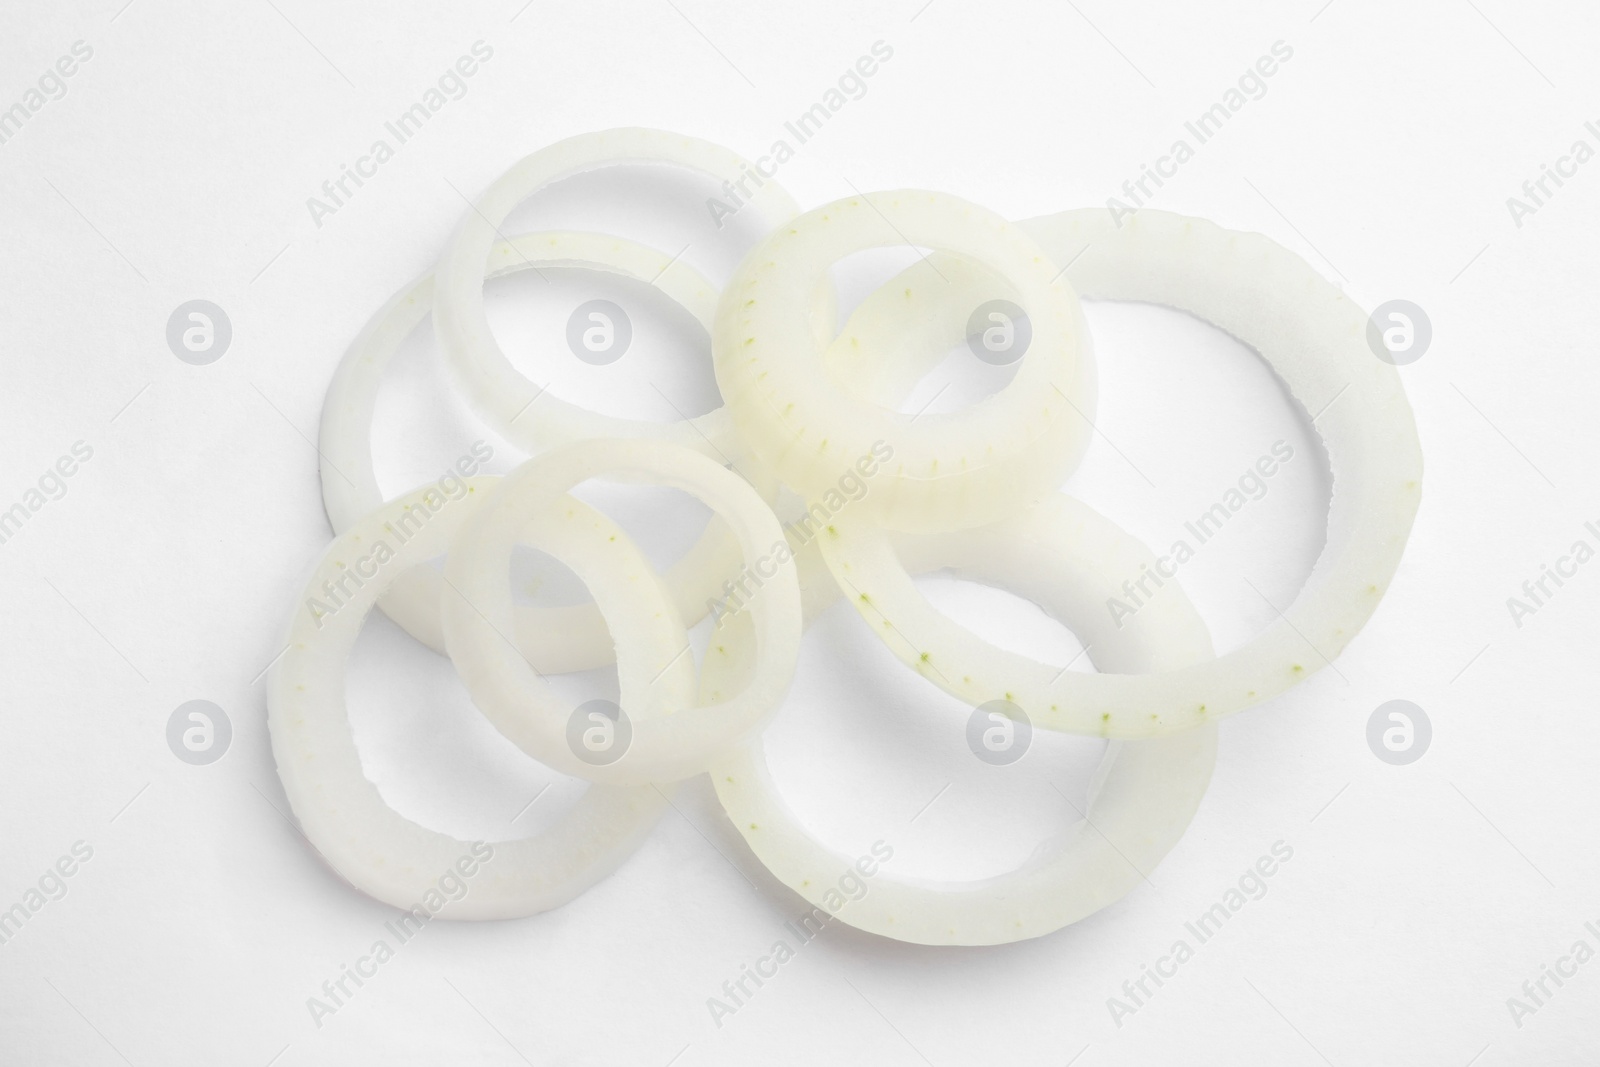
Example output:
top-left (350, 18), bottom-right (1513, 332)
top-left (817, 208), bottom-right (1422, 737)
top-left (268, 128), bottom-right (1421, 947)
top-left (268, 479), bottom-right (687, 917)
top-left (709, 495), bottom-right (1217, 945)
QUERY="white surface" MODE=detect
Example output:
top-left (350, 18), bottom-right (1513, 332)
top-left (1, 1), bottom-right (1597, 1064)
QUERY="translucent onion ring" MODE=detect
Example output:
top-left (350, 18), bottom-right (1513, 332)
top-left (816, 208), bottom-right (1424, 738)
top-left (442, 440), bottom-right (801, 785)
top-left (708, 494), bottom-right (1217, 946)
top-left (432, 127), bottom-right (824, 458)
top-left (320, 231), bottom-right (759, 674)
top-left (267, 479), bottom-right (691, 918)
top-left (712, 190), bottom-right (1096, 533)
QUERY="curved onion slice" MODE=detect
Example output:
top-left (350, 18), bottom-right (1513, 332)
top-left (712, 190), bottom-right (1096, 532)
top-left (320, 231), bottom-right (760, 674)
top-left (442, 440), bottom-right (801, 785)
top-left (433, 127), bottom-right (826, 458)
top-left (817, 208), bottom-right (1423, 738)
top-left (267, 479), bottom-right (691, 918)
top-left (708, 494), bottom-right (1217, 945)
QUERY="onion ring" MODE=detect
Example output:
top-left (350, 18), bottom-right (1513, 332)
top-left (816, 208), bottom-right (1423, 737)
top-left (708, 494), bottom-right (1217, 945)
top-left (712, 190), bottom-right (1096, 532)
top-left (319, 231), bottom-right (768, 674)
top-left (433, 128), bottom-right (826, 457)
top-left (442, 439), bottom-right (801, 784)
top-left (267, 479), bottom-right (691, 918)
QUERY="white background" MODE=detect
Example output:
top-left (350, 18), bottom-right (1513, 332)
top-left (2, 0), bottom-right (1598, 1064)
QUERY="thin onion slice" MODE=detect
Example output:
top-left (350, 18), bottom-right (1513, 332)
top-left (267, 479), bottom-right (690, 918)
top-left (432, 127), bottom-right (828, 458)
top-left (442, 440), bottom-right (801, 785)
top-left (709, 495), bottom-right (1217, 945)
top-left (817, 208), bottom-right (1423, 737)
top-left (713, 190), bottom-right (1096, 532)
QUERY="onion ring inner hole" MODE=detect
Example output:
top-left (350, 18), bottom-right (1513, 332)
top-left (483, 266), bottom-right (721, 423)
top-left (1062, 300), bottom-right (1332, 656)
top-left (345, 610), bottom-right (597, 843)
top-left (370, 308), bottom-right (518, 499)
top-left (761, 590), bottom-right (1109, 884)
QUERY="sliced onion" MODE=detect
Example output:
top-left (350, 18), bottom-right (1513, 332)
top-left (322, 222), bottom-right (1002, 674)
top-left (709, 494), bottom-right (1217, 945)
top-left (319, 230), bottom-right (763, 674)
top-left (713, 190), bottom-right (1096, 532)
top-left (267, 480), bottom-right (689, 918)
top-left (442, 439), bottom-right (802, 785)
top-left (432, 128), bottom-right (829, 458)
top-left (817, 208), bottom-right (1423, 737)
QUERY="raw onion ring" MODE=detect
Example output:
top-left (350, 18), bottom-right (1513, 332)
top-left (432, 127), bottom-right (824, 457)
top-left (442, 439), bottom-right (801, 784)
top-left (320, 231), bottom-right (760, 674)
top-left (712, 190), bottom-right (1096, 532)
top-left (816, 208), bottom-right (1423, 737)
top-left (267, 479), bottom-right (690, 918)
top-left (708, 495), bottom-right (1216, 945)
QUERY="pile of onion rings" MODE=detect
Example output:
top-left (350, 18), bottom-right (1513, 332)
top-left (268, 127), bottom-right (1422, 946)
